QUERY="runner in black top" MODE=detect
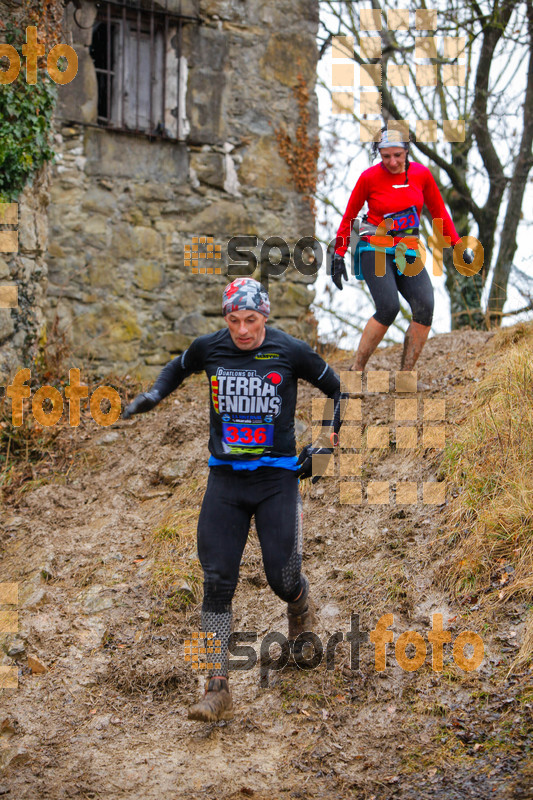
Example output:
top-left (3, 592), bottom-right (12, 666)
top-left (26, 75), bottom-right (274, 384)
top-left (123, 277), bottom-right (345, 722)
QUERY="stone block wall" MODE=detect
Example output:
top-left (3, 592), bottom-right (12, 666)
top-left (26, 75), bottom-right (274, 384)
top-left (1, 0), bottom-right (320, 382)
top-left (0, 1), bottom-right (52, 383)
top-left (0, 175), bottom-right (50, 383)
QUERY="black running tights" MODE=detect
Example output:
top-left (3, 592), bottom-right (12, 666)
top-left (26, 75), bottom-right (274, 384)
top-left (197, 466), bottom-right (304, 677)
top-left (198, 466), bottom-right (303, 611)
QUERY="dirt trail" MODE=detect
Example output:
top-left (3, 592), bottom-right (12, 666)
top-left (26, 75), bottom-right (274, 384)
top-left (1, 330), bottom-right (531, 800)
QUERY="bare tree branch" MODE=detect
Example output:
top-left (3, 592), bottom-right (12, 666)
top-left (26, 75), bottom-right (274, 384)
top-left (488, 1), bottom-right (533, 319)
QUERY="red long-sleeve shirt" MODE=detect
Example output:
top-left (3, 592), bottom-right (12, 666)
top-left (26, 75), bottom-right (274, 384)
top-left (335, 161), bottom-right (460, 257)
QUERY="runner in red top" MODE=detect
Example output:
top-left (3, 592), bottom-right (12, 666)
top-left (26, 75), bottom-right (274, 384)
top-left (335, 161), bottom-right (460, 255)
top-left (331, 126), bottom-right (474, 378)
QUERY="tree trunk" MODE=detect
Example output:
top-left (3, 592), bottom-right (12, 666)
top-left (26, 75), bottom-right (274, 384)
top-left (487, 2), bottom-right (533, 326)
top-left (443, 141), bottom-right (486, 330)
top-left (445, 250), bottom-right (485, 330)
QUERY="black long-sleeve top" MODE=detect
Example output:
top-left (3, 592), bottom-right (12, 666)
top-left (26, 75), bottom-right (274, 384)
top-left (149, 327), bottom-right (343, 461)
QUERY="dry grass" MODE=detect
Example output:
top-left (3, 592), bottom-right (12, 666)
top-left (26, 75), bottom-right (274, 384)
top-left (512, 609), bottom-right (533, 671)
top-left (490, 320), bottom-right (533, 351)
top-left (0, 394), bottom-right (75, 500)
top-left (148, 481), bottom-right (205, 610)
top-left (440, 323), bottom-right (533, 620)
top-left (0, 313), bottom-right (141, 502)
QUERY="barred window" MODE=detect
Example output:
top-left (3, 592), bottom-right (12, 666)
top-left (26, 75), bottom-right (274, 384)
top-left (87, 1), bottom-right (197, 140)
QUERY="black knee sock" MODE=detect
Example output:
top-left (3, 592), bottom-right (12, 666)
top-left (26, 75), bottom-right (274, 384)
top-left (201, 604), bottom-right (232, 678)
top-left (287, 573), bottom-right (309, 614)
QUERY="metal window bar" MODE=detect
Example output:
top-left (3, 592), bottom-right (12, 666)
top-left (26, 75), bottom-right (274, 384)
top-left (149, 3), bottom-right (154, 134)
top-left (121, 1), bottom-right (126, 128)
top-left (136, 3), bottom-right (140, 132)
top-left (177, 14), bottom-right (182, 139)
top-left (162, 11), bottom-right (168, 134)
top-left (106, 3), bottom-right (111, 123)
top-left (86, 0), bottom-right (199, 141)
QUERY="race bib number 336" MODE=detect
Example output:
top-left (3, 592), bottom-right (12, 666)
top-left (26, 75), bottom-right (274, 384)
top-left (222, 423), bottom-right (273, 447)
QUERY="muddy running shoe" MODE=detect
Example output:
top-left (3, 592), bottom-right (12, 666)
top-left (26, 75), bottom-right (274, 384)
top-left (288, 595), bottom-right (317, 641)
top-left (287, 576), bottom-right (317, 641)
top-left (187, 676), bottom-right (234, 722)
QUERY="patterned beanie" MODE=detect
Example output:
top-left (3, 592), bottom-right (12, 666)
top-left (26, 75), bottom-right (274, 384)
top-left (222, 278), bottom-right (270, 317)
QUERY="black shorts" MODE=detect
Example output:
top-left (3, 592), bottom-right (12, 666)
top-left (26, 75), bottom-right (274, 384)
top-left (361, 249), bottom-right (434, 327)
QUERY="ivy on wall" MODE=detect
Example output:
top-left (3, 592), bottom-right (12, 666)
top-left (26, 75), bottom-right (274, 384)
top-left (0, 71), bottom-right (56, 202)
top-left (0, 5), bottom-right (63, 202)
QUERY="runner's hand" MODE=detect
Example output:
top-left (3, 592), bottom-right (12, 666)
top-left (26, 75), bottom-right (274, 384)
top-left (297, 444), bottom-right (333, 484)
top-left (122, 391), bottom-right (160, 419)
top-left (331, 254), bottom-right (348, 291)
top-left (462, 248), bottom-right (475, 264)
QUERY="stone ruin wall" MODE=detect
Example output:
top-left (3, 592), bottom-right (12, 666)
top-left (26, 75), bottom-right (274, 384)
top-left (0, 176), bottom-right (49, 385)
top-left (0, 0), bottom-right (320, 383)
top-left (0, 0), bottom-right (51, 383)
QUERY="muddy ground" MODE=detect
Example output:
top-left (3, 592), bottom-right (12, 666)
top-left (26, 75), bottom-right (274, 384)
top-left (1, 329), bottom-right (532, 799)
